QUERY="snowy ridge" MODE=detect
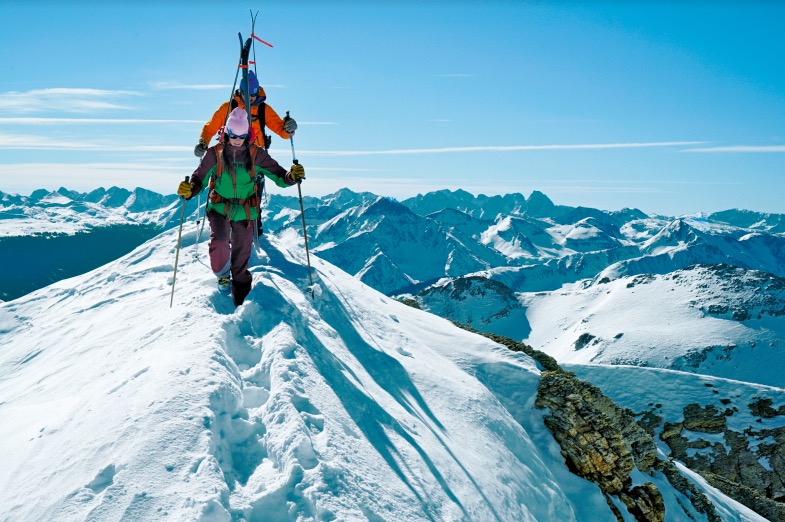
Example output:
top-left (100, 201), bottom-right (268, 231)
top-left (0, 227), bottom-right (618, 521)
top-left (6, 186), bottom-right (785, 304)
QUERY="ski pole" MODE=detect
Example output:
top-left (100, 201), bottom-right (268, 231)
top-left (170, 175), bottom-right (189, 308)
top-left (194, 157), bottom-right (208, 257)
top-left (289, 123), bottom-right (314, 288)
top-left (287, 112), bottom-right (297, 161)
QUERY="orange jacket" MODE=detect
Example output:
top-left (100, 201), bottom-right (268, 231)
top-left (199, 91), bottom-right (291, 148)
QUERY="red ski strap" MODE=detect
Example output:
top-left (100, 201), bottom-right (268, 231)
top-left (251, 34), bottom-right (274, 48)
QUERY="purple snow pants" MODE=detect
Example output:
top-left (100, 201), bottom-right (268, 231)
top-left (207, 210), bottom-right (254, 303)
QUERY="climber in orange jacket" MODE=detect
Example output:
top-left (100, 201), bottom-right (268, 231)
top-left (194, 70), bottom-right (297, 157)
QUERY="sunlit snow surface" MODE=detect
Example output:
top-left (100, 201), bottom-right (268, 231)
top-left (522, 267), bottom-right (785, 388)
top-left (0, 225), bottom-right (762, 521)
top-left (0, 227), bottom-right (594, 521)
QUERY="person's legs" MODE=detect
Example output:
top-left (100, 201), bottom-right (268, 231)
top-left (229, 220), bottom-right (254, 305)
top-left (208, 211), bottom-right (232, 289)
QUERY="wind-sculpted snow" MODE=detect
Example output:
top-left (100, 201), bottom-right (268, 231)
top-left (0, 226), bottom-right (623, 521)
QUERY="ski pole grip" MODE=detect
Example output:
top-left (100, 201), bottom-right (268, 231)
top-left (180, 176), bottom-right (190, 199)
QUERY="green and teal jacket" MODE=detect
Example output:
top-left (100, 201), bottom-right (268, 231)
top-left (189, 142), bottom-right (295, 222)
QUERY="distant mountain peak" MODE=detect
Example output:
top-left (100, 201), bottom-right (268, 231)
top-left (28, 189), bottom-right (51, 201)
top-left (363, 195), bottom-right (415, 217)
top-left (523, 190), bottom-right (558, 220)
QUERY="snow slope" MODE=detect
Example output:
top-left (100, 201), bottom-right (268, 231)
top-left (522, 265), bottom-right (785, 387)
top-left (0, 226), bottom-right (611, 521)
top-left (0, 225), bottom-right (758, 521)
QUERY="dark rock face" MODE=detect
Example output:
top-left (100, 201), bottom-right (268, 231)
top-left (651, 401), bottom-right (785, 522)
top-left (682, 404), bottom-right (728, 433)
top-left (535, 371), bottom-right (719, 522)
top-left (750, 397), bottom-right (785, 418)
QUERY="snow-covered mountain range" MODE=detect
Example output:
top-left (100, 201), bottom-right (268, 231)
top-left (0, 186), bottom-right (184, 236)
top-left (0, 225), bottom-right (772, 521)
top-left (4, 186), bottom-right (785, 381)
top-left (3, 185), bottom-right (785, 519)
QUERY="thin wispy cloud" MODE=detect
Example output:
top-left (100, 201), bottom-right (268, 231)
top-left (0, 137), bottom-right (706, 154)
top-left (0, 162), bottom-right (188, 195)
top-left (296, 142), bottom-right (708, 156)
top-left (0, 117), bottom-right (202, 125)
top-left (523, 178), bottom-right (742, 186)
top-left (685, 145), bottom-right (785, 153)
top-left (0, 134), bottom-right (188, 152)
top-left (149, 81), bottom-right (286, 91)
top-left (301, 178), bottom-right (666, 200)
top-left (0, 88), bottom-right (143, 114)
top-left (533, 185), bottom-right (666, 195)
top-left (302, 167), bottom-right (388, 172)
top-left (149, 81), bottom-right (229, 91)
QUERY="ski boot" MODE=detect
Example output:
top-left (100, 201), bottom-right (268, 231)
top-left (217, 276), bottom-right (231, 295)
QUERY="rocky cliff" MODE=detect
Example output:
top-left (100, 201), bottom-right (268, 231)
top-left (536, 370), bottom-right (720, 522)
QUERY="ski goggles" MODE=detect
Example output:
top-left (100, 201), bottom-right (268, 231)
top-left (226, 131), bottom-right (249, 140)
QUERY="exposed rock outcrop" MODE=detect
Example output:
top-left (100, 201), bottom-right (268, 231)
top-left (442, 323), bottom-right (770, 520)
top-left (536, 371), bottom-right (720, 522)
top-left (655, 401), bottom-right (785, 522)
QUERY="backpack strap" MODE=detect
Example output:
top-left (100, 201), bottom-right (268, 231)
top-left (208, 144), bottom-right (231, 216)
top-left (211, 144), bottom-right (224, 186)
top-left (249, 145), bottom-right (262, 220)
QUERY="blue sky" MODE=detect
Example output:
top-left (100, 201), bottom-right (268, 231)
top-left (1, 1), bottom-right (784, 215)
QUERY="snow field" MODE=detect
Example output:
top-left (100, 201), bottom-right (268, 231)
top-left (0, 222), bottom-right (766, 521)
top-left (523, 272), bottom-right (781, 386)
top-left (0, 225), bottom-right (607, 521)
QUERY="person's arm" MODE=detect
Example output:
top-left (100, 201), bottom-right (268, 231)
top-left (200, 101), bottom-right (231, 145)
top-left (254, 148), bottom-right (297, 188)
top-left (264, 104), bottom-right (292, 140)
top-left (187, 147), bottom-right (218, 197)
